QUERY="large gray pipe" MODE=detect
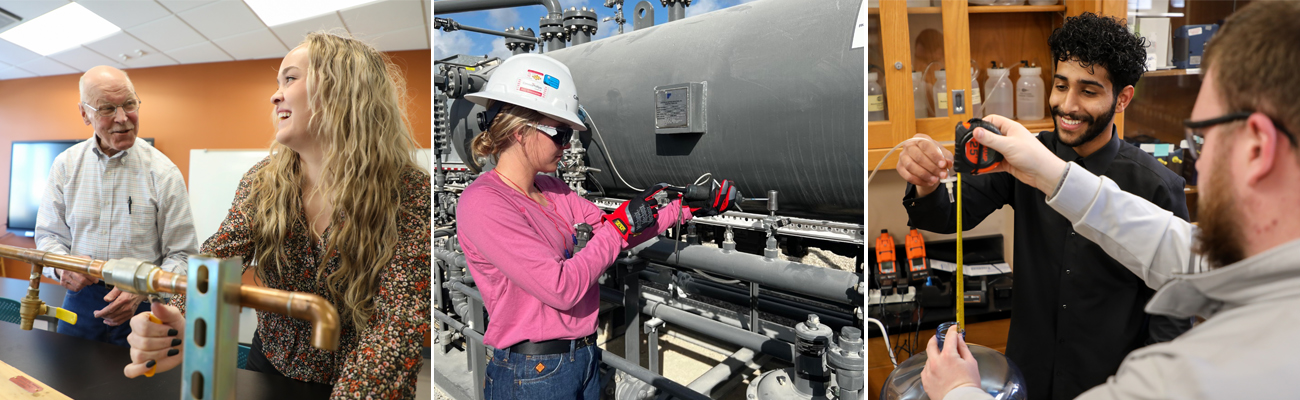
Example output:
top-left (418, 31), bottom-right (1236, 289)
top-left (644, 298), bottom-right (795, 362)
top-left (433, 0), bottom-right (561, 16)
top-left (631, 237), bottom-right (861, 305)
top-left (601, 351), bottom-right (711, 400)
top-left (688, 348), bottom-right (757, 396)
top-left (666, 1), bottom-right (685, 21)
top-left (449, 0), bottom-right (864, 222)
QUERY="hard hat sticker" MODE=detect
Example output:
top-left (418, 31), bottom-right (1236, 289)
top-left (527, 69), bottom-right (544, 80)
top-left (516, 78), bottom-right (547, 98)
top-left (543, 74), bottom-right (560, 89)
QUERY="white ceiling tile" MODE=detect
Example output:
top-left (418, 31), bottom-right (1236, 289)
top-left (178, 0), bottom-right (263, 40)
top-left (213, 28), bottom-right (286, 60)
top-left (341, 0), bottom-right (423, 37)
top-left (82, 31), bottom-right (176, 68)
top-left (83, 31), bottom-right (159, 58)
top-left (269, 11), bottom-right (344, 48)
top-left (0, 38), bottom-right (41, 65)
top-left (128, 15), bottom-right (205, 52)
top-left (17, 57), bottom-right (78, 76)
top-left (0, 65), bottom-right (36, 79)
top-left (165, 40), bottom-right (229, 64)
top-left (354, 24), bottom-right (426, 52)
top-left (155, 0), bottom-right (214, 14)
top-left (48, 45), bottom-right (124, 71)
top-left (121, 50), bottom-right (177, 67)
top-left (0, 0), bottom-right (69, 20)
top-left (76, 0), bottom-right (171, 29)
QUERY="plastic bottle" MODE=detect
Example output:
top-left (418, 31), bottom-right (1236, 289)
top-left (970, 67), bottom-right (983, 118)
top-left (913, 71), bottom-right (930, 119)
top-left (933, 69), bottom-right (948, 117)
top-left (1016, 62), bottom-right (1045, 121)
top-left (983, 65), bottom-right (1013, 119)
top-left (869, 72), bottom-right (887, 121)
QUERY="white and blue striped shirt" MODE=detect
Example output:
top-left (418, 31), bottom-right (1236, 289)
top-left (35, 136), bottom-right (198, 281)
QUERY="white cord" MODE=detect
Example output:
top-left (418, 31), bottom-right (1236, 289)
top-left (868, 317), bottom-right (898, 367)
top-left (868, 137), bottom-right (955, 187)
top-left (581, 104), bottom-right (643, 191)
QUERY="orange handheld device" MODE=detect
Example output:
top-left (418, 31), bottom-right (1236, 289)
top-left (874, 230), bottom-right (898, 281)
top-left (905, 228), bottom-right (930, 279)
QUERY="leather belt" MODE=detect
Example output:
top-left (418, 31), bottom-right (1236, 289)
top-left (507, 333), bottom-right (597, 355)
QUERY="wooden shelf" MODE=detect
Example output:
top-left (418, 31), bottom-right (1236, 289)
top-left (868, 7), bottom-right (878, 15)
top-left (968, 5), bottom-right (1067, 13)
top-left (906, 6), bottom-right (941, 14)
top-left (1145, 68), bottom-right (1200, 78)
top-left (1185, 186), bottom-right (1198, 194)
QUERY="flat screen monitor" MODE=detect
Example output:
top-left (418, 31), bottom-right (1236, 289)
top-left (7, 138), bottom-right (154, 237)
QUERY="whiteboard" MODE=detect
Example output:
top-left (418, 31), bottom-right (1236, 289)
top-left (188, 148), bottom-right (431, 245)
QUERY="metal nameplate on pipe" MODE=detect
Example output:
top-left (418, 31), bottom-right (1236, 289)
top-left (654, 82), bottom-right (707, 134)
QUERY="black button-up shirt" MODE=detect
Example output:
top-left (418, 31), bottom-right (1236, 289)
top-left (903, 128), bottom-right (1193, 400)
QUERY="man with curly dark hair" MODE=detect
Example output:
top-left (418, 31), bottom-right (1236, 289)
top-left (896, 12), bottom-right (1191, 400)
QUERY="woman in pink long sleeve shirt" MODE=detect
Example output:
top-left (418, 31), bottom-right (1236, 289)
top-left (454, 55), bottom-right (729, 400)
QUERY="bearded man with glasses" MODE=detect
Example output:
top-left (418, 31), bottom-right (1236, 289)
top-left (34, 65), bottom-right (198, 347)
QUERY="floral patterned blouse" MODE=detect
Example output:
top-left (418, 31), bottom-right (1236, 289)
top-left (172, 157), bottom-right (430, 399)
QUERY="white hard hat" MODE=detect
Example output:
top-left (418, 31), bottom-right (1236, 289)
top-left (465, 54), bottom-right (587, 131)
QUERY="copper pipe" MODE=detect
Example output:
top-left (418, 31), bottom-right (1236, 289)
top-left (0, 245), bottom-right (340, 350)
top-left (239, 286), bottom-right (341, 351)
top-left (150, 269), bottom-right (187, 294)
top-left (0, 245), bottom-right (105, 278)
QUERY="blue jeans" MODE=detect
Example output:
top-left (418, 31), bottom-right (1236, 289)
top-left (57, 283), bottom-right (151, 347)
top-left (485, 342), bottom-right (602, 400)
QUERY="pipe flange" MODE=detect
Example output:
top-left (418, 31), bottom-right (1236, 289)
top-left (504, 27), bottom-right (537, 51)
top-left (660, 0), bottom-right (692, 6)
top-left (827, 327), bottom-right (864, 371)
top-left (539, 16), bottom-right (566, 40)
top-left (563, 7), bottom-right (599, 31)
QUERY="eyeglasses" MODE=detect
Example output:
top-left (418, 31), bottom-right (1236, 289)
top-left (83, 99), bottom-right (142, 118)
top-left (1184, 111), bottom-right (1295, 159)
top-left (527, 123), bottom-right (574, 146)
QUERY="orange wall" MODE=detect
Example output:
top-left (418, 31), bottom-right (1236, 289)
top-left (0, 49), bottom-right (431, 282)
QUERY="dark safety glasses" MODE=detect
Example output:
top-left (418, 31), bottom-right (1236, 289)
top-left (527, 123), bottom-right (574, 146)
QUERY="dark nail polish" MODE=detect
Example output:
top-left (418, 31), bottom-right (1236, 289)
top-left (167, 329), bottom-right (178, 337)
top-left (146, 360), bottom-right (156, 368)
top-left (171, 338), bottom-right (181, 347)
top-left (167, 349), bottom-right (179, 357)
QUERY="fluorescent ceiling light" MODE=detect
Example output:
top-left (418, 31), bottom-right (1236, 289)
top-left (0, 3), bottom-right (120, 56)
top-left (244, 0), bottom-right (380, 27)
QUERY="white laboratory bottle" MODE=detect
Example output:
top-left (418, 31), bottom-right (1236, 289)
top-left (983, 67), bottom-right (1014, 119)
top-left (913, 71), bottom-right (930, 118)
top-left (934, 69), bottom-right (948, 117)
top-left (1016, 65), bottom-right (1045, 121)
top-left (869, 72), bottom-right (887, 121)
top-left (970, 67), bottom-right (983, 118)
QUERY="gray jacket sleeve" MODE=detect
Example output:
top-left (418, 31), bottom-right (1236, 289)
top-left (1045, 162), bottom-right (1206, 290)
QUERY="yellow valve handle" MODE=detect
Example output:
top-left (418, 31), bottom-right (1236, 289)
top-left (49, 307), bottom-right (76, 325)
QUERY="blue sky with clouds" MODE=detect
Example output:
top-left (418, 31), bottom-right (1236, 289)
top-left (434, 0), bottom-right (759, 61)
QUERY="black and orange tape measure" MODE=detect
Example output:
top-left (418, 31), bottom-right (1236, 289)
top-left (954, 118), bottom-right (1004, 175)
